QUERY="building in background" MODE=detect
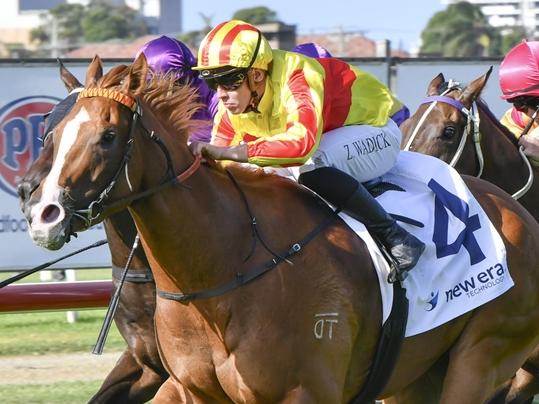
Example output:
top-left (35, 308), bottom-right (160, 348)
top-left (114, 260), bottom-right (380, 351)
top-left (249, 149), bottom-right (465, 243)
top-left (297, 31), bottom-right (408, 57)
top-left (259, 22), bottom-right (296, 51)
top-left (159, 0), bottom-right (182, 34)
top-left (443, 0), bottom-right (539, 36)
top-left (0, 0), bottom-right (172, 56)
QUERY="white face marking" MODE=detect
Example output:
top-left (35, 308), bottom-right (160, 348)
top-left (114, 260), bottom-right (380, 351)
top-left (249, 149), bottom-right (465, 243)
top-left (40, 107), bottom-right (90, 205)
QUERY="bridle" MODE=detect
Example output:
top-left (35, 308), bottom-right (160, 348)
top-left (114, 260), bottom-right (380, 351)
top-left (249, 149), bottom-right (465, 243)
top-left (69, 87), bottom-right (201, 228)
top-left (403, 81), bottom-right (533, 200)
top-left (403, 81), bottom-right (484, 177)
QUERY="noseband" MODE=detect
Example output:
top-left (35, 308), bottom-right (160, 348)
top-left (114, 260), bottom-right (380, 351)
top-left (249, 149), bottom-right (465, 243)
top-left (69, 87), bottom-right (200, 228)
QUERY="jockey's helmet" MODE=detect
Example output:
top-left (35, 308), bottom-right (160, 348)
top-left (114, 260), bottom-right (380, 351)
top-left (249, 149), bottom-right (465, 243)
top-left (136, 36), bottom-right (197, 83)
top-left (499, 40), bottom-right (539, 100)
top-left (193, 20), bottom-right (273, 82)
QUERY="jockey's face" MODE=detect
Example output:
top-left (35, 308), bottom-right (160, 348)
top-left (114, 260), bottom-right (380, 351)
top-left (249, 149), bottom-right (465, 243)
top-left (217, 69), bottom-right (266, 114)
top-left (216, 78), bottom-right (253, 114)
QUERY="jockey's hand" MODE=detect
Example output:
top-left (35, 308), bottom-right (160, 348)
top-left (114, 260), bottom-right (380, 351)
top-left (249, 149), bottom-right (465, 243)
top-left (188, 141), bottom-right (248, 162)
top-left (519, 134), bottom-right (539, 163)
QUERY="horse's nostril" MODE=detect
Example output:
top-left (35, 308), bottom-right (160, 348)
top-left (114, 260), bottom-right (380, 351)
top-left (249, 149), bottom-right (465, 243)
top-left (41, 204), bottom-right (61, 224)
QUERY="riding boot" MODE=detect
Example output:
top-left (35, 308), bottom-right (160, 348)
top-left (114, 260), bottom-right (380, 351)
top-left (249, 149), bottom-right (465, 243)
top-left (343, 183), bottom-right (425, 272)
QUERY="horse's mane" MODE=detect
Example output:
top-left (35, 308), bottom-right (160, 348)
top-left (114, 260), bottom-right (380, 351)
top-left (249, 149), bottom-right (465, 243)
top-left (97, 68), bottom-right (208, 144)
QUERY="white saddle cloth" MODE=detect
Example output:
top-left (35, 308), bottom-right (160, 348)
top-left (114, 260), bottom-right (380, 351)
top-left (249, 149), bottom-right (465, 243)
top-left (341, 151), bottom-right (512, 337)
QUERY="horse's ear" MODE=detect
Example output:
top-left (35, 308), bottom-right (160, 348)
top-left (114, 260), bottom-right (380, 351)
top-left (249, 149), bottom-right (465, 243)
top-left (120, 53), bottom-right (148, 96)
top-left (58, 59), bottom-right (83, 92)
top-left (100, 64), bottom-right (129, 88)
top-left (458, 66), bottom-right (493, 107)
top-left (85, 55), bottom-right (103, 88)
top-left (427, 73), bottom-right (445, 96)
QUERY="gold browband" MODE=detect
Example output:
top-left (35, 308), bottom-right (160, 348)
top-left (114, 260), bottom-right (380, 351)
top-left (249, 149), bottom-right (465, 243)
top-left (77, 88), bottom-right (137, 111)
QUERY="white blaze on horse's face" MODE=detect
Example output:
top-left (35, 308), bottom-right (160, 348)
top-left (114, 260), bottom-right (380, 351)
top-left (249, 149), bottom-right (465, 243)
top-left (28, 107), bottom-right (90, 249)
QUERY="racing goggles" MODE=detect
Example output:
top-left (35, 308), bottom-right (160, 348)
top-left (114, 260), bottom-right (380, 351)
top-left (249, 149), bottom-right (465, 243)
top-left (203, 69), bottom-right (248, 91)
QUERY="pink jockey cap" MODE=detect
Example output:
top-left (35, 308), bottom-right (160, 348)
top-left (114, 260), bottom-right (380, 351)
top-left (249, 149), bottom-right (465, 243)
top-left (499, 40), bottom-right (539, 100)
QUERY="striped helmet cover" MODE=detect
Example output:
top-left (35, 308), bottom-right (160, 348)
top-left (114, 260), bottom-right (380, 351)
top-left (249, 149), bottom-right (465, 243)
top-left (194, 20), bottom-right (273, 71)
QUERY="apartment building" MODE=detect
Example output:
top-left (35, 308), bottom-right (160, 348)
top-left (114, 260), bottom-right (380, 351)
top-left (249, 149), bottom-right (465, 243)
top-left (443, 0), bottom-right (539, 36)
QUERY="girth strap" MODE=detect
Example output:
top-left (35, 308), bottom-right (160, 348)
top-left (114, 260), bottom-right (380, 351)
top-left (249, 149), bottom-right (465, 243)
top-left (350, 281), bottom-right (408, 403)
top-left (112, 264), bottom-right (154, 283)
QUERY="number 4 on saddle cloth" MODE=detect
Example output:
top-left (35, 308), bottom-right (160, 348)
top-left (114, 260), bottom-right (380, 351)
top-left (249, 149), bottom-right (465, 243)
top-left (338, 151), bottom-right (511, 337)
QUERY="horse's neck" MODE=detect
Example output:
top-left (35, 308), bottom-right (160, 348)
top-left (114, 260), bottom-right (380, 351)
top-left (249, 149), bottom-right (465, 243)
top-left (474, 108), bottom-right (530, 188)
top-left (127, 124), bottom-right (242, 291)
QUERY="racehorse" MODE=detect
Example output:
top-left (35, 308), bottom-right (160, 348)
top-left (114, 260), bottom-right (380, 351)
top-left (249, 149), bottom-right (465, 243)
top-left (17, 63), bottom-right (167, 403)
top-left (400, 69), bottom-right (539, 221)
top-left (20, 55), bottom-right (539, 402)
top-left (400, 70), bottom-right (539, 402)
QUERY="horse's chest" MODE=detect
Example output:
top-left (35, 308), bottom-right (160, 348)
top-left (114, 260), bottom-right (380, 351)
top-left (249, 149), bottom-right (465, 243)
top-left (154, 301), bottom-right (255, 400)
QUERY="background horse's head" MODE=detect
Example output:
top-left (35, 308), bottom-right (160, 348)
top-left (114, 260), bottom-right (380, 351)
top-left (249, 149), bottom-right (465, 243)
top-left (400, 68), bottom-right (492, 173)
top-left (24, 54), bottom-right (200, 250)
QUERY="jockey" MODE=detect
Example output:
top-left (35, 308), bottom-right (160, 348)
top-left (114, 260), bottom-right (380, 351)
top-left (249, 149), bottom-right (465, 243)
top-left (137, 35), bottom-right (218, 142)
top-left (189, 20), bottom-right (425, 274)
top-left (499, 40), bottom-right (539, 164)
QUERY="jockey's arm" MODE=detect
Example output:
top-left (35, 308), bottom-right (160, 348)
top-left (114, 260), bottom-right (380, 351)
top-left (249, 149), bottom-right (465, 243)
top-left (192, 71), bottom-right (323, 166)
top-left (189, 141), bottom-right (248, 162)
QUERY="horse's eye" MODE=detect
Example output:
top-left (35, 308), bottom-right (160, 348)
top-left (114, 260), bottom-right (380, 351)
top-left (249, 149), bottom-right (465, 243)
top-left (101, 130), bottom-right (116, 146)
top-left (442, 126), bottom-right (457, 139)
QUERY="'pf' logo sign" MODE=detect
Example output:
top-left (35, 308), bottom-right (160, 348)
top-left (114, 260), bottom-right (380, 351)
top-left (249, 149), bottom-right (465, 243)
top-left (0, 96), bottom-right (60, 197)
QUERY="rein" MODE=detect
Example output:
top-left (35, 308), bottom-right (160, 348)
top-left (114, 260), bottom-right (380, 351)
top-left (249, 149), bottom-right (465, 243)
top-left (70, 88), bottom-right (201, 228)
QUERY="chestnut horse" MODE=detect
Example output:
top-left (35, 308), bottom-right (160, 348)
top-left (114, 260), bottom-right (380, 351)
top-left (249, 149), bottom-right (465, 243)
top-left (21, 55), bottom-right (539, 403)
top-left (400, 71), bottom-right (539, 402)
top-left (17, 63), bottom-right (167, 403)
top-left (400, 69), bottom-right (539, 221)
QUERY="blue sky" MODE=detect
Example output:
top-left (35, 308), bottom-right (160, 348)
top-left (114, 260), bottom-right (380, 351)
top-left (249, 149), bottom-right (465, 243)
top-left (182, 1), bottom-right (447, 52)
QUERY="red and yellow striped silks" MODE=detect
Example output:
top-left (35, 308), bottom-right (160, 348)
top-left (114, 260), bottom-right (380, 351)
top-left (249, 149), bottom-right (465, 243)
top-left (211, 49), bottom-right (398, 167)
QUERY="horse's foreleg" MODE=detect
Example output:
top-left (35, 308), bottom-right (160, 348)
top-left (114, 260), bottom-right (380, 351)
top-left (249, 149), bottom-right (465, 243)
top-left (89, 349), bottom-right (166, 404)
top-left (503, 366), bottom-right (539, 403)
top-left (153, 377), bottom-right (234, 404)
top-left (439, 332), bottom-right (538, 403)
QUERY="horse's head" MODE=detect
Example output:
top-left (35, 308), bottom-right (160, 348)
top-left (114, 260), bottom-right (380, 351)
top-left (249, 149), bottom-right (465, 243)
top-left (400, 67), bottom-right (493, 172)
top-left (18, 61), bottom-right (85, 220)
top-left (24, 54), bottom-right (201, 250)
top-left (25, 55), bottom-right (150, 250)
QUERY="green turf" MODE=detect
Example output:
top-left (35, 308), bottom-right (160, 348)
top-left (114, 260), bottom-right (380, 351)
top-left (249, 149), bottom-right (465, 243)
top-left (1, 268), bottom-right (123, 356)
top-left (0, 309), bottom-right (125, 356)
top-left (0, 380), bottom-right (103, 403)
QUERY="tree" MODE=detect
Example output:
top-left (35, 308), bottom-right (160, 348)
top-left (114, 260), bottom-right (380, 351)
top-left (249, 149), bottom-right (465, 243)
top-left (500, 26), bottom-right (529, 54)
top-left (232, 6), bottom-right (278, 25)
top-left (420, 1), bottom-right (502, 57)
top-left (177, 12), bottom-right (213, 50)
top-left (31, 4), bottom-right (85, 46)
top-left (82, 3), bottom-right (148, 42)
